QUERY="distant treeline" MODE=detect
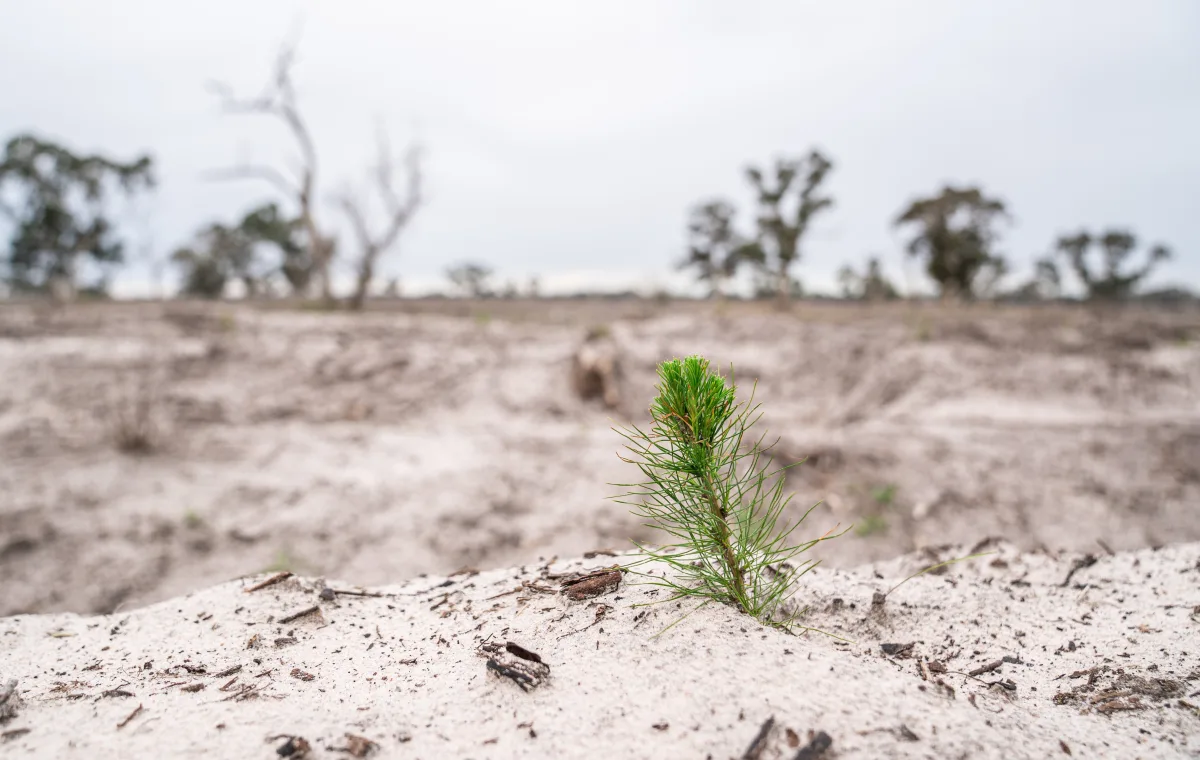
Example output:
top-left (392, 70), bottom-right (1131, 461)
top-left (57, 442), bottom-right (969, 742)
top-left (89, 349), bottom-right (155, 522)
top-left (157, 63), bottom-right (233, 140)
top-left (0, 43), bottom-right (1187, 307)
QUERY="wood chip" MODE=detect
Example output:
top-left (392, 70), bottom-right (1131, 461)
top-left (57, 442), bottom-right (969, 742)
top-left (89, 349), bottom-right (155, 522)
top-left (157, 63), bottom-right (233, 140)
top-left (505, 642), bottom-right (543, 665)
top-left (881, 642), bottom-right (914, 658)
top-left (795, 730), bottom-right (833, 760)
top-left (290, 668), bottom-right (315, 682)
top-left (343, 733), bottom-right (378, 758)
top-left (561, 568), bottom-right (622, 600)
top-left (275, 735), bottom-right (311, 757)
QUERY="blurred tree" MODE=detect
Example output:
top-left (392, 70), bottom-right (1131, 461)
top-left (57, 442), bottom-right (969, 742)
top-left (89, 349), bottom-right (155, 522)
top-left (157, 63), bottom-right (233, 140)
top-left (1034, 256), bottom-right (1062, 298)
top-left (208, 43), bottom-right (337, 303)
top-left (446, 262), bottom-right (493, 298)
top-left (973, 256), bottom-right (1009, 300)
top-left (172, 223), bottom-right (253, 299)
top-left (0, 133), bottom-right (154, 300)
top-left (172, 203), bottom-right (305, 299)
top-left (678, 199), bottom-right (764, 298)
top-left (336, 132), bottom-right (423, 310)
top-left (837, 257), bottom-right (898, 301)
top-left (894, 185), bottom-right (1009, 300)
top-left (751, 270), bottom-right (801, 300)
top-left (1134, 286), bottom-right (1197, 304)
top-left (1005, 256), bottom-right (1061, 302)
top-left (745, 149), bottom-right (834, 302)
top-left (1056, 229), bottom-right (1170, 300)
top-left (210, 42), bottom-right (425, 309)
top-left (239, 202), bottom-right (309, 295)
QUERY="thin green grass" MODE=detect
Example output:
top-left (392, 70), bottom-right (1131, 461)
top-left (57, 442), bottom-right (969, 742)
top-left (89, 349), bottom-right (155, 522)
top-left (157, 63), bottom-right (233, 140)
top-left (612, 355), bottom-right (845, 630)
top-left (885, 551), bottom-right (995, 597)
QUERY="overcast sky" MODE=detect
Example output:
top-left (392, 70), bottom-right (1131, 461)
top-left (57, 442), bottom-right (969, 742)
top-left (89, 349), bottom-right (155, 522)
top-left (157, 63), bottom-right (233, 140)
top-left (1, 0), bottom-right (1197, 296)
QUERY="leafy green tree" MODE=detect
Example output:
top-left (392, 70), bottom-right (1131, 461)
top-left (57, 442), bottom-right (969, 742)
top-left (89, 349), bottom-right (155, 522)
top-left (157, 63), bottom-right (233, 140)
top-left (678, 200), bottom-right (764, 298)
top-left (745, 149), bottom-right (834, 302)
top-left (239, 203), bottom-right (309, 295)
top-left (1056, 229), bottom-right (1170, 301)
top-left (172, 224), bottom-right (252, 299)
top-left (0, 133), bottom-right (154, 299)
top-left (172, 203), bottom-right (306, 299)
top-left (837, 257), bottom-right (898, 301)
top-left (894, 185), bottom-right (1009, 300)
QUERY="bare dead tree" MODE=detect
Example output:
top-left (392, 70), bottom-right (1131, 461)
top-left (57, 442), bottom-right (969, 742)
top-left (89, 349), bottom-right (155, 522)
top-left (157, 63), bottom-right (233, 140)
top-left (207, 42), bottom-right (337, 303)
top-left (336, 131), bottom-right (423, 310)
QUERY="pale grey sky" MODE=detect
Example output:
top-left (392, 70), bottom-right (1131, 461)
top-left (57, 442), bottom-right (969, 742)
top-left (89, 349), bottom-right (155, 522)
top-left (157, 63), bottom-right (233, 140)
top-left (1, 0), bottom-right (1197, 295)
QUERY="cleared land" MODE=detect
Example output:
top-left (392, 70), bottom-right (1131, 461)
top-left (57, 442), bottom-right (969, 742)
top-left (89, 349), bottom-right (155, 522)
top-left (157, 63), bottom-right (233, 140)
top-left (2, 299), bottom-right (1199, 758)
top-left (2, 299), bottom-right (1198, 615)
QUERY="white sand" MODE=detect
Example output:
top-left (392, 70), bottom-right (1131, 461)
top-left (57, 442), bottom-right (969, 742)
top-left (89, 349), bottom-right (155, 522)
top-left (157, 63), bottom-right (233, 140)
top-left (4, 301), bottom-right (1200, 618)
top-left (3, 542), bottom-right (1197, 759)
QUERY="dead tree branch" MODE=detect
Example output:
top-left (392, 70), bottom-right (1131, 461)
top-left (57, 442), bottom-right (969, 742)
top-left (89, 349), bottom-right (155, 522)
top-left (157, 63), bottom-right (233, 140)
top-left (337, 129), bottom-right (423, 310)
top-left (207, 41), bottom-right (335, 302)
top-left (203, 165), bottom-right (300, 198)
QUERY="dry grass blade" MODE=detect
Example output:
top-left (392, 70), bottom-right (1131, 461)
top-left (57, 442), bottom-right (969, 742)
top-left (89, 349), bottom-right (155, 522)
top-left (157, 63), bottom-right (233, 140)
top-left (109, 361), bottom-right (165, 455)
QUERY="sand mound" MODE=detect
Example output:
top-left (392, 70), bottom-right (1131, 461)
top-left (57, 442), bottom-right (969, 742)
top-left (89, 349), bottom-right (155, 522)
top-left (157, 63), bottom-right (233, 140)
top-left (2, 542), bottom-right (1197, 759)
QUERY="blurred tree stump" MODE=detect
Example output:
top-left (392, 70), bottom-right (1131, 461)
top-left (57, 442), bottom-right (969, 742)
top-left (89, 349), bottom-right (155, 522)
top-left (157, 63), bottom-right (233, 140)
top-left (571, 330), bottom-right (621, 409)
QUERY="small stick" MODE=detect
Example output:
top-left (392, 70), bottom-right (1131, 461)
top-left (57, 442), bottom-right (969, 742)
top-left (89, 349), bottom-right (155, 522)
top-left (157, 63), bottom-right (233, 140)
top-left (245, 572), bottom-right (292, 593)
top-left (1090, 689), bottom-right (1133, 704)
top-left (0, 679), bottom-right (17, 707)
top-left (116, 703), bottom-right (143, 729)
top-left (486, 587), bottom-right (522, 601)
top-left (279, 605), bottom-right (321, 624)
top-left (219, 683), bottom-right (265, 702)
top-left (1060, 554), bottom-right (1098, 588)
top-left (969, 659), bottom-right (1004, 677)
top-left (741, 715), bottom-right (775, 760)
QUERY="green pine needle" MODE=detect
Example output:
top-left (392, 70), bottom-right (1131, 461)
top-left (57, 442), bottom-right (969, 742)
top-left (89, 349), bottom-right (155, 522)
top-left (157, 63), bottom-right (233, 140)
top-left (612, 355), bottom-right (844, 629)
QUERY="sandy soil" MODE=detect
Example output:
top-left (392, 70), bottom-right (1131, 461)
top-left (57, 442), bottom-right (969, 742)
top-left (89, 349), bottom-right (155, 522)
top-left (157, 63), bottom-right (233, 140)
top-left (1, 299), bottom-right (1199, 618)
top-left (1, 542), bottom-right (1197, 759)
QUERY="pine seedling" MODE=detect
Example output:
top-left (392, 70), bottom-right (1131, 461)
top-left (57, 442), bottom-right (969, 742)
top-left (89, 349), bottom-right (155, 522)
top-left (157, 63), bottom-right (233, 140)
top-left (613, 355), bottom-right (843, 629)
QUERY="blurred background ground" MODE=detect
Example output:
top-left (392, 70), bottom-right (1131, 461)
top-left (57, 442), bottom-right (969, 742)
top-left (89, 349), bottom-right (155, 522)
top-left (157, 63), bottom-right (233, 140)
top-left (2, 297), bottom-right (1199, 616)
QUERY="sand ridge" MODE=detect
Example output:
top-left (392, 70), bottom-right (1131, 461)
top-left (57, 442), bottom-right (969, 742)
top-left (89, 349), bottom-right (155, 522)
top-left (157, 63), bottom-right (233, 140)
top-left (2, 541), bottom-right (1197, 759)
